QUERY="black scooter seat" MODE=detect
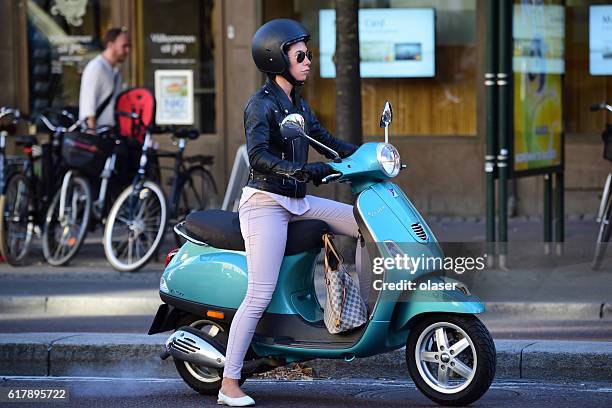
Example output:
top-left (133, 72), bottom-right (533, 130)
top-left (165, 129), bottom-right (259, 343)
top-left (185, 209), bottom-right (329, 255)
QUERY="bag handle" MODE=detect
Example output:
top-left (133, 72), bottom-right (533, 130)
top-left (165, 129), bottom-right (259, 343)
top-left (323, 233), bottom-right (343, 270)
top-left (323, 233), bottom-right (348, 328)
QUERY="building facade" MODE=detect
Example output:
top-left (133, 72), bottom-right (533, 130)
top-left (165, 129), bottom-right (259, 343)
top-left (1, 0), bottom-right (611, 218)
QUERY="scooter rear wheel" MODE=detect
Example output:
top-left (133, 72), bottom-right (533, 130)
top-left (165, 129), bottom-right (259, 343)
top-left (406, 313), bottom-right (496, 406)
top-left (173, 319), bottom-right (245, 395)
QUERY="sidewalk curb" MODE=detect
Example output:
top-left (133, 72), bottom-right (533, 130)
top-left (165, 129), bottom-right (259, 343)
top-left (0, 296), bottom-right (161, 316)
top-left (484, 302), bottom-right (611, 320)
top-left (2, 296), bottom-right (611, 320)
top-left (0, 334), bottom-right (610, 382)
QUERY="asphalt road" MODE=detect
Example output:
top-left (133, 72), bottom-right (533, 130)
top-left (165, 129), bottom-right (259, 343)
top-left (0, 377), bottom-right (610, 408)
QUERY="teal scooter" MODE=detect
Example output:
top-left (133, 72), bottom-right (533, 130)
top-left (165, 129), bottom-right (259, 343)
top-left (149, 102), bottom-right (496, 406)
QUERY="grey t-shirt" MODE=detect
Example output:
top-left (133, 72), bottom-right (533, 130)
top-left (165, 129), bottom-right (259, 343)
top-left (78, 55), bottom-right (122, 127)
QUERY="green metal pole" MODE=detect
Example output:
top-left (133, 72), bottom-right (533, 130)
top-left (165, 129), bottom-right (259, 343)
top-left (544, 173), bottom-right (552, 243)
top-left (555, 171), bottom-right (565, 255)
top-left (497, 0), bottom-right (512, 266)
top-left (485, 0), bottom-right (498, 257)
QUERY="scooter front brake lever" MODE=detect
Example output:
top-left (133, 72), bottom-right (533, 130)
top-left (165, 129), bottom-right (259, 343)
top-left (321, 172), bottom-right (343, 184)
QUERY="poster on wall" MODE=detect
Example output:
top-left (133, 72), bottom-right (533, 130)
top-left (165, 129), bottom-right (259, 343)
top-left (589, 5), bottom-right (612, 76)
top-left (512, 3), bottom-right (564, 173)
top-left (513, 74), bottom-right (563, 172)
top-left (513, 4), bottom-right (564, 74)
top-left (319, 8), bottom-right (435, 78)
top-left (154, 70), bottom-right (194, 125)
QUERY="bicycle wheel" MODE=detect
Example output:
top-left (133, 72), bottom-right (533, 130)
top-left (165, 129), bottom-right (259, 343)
top-left (593, 193), bottom-right (612, 270)
top-left (42, 176), bottom-right (92, 266)
top-left (103, 180), bottom-right (167, 272)
top-left (174, 166), bottom-right (218, 246)
top-left (0, 174), bottom-right (34, 265)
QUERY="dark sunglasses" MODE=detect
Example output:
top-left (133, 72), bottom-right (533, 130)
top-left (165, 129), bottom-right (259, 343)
top-left (295, 50), bottom-right (313, 63)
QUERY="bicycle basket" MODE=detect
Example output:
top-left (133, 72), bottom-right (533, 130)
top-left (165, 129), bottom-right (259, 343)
top-left (603, 124), bottom-right (612, 162)
top-left (61, 131), bottom-right (113, 177)
top-left (115, 88), bottom-right (155, 144)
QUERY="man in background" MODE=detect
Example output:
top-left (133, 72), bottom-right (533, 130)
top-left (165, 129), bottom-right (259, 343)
top-left (79, 27), bottom-right (131, 132)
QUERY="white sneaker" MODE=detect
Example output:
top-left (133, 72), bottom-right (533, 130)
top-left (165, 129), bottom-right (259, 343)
top-left (217, 390), bottom-right (255, 406)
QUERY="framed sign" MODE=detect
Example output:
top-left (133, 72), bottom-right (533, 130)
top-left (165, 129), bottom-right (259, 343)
top-left (590, 5), bottom-right (612, 76)
top-left (512, 3), bottom-right (564, 176)
top-left (319, 8), bottom-right (436, 78)
top-left (154, 69), bottom-right (194, 125)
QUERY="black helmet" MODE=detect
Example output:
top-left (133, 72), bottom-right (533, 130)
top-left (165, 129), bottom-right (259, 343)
top-left (252, 19), bottom-right (310, 85)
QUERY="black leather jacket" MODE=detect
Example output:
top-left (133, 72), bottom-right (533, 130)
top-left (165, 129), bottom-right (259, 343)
top-left (244, 78), bottom-right (357, 198)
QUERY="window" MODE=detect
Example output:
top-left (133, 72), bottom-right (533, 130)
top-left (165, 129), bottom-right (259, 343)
top-left (274, 0), bottom-right (477, 136)
top-left (27, 0), bottom-right (112, 116)
top-left (138, 0), bottom-right (215, 133)
top-left (564, 0), bottom-right (612, 138)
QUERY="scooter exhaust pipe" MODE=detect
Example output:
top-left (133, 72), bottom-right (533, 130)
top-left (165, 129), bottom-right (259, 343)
top-left (160, 326), bottom-right (290, 375)
top-left (162, 326), bottom-right (225, 369)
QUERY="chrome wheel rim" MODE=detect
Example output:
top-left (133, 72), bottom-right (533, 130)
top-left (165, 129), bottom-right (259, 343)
top-left (414, 321), bottom-right (477, 394)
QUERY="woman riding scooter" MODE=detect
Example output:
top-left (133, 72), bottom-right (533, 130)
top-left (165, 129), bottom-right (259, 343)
top-left (218, 19), bottom-right (368, 407)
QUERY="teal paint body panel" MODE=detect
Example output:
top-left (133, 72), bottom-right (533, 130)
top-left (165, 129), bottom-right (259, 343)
top-left (329, 142), bottom-right (388, 189)
top-left (162, 242), bottom-right (321, 315)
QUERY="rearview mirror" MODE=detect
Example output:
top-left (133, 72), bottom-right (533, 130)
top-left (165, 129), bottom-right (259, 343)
top-left (379, 101), bottom-right (393, 128)
top-left (280, 113), bottom-right (341, 163)
top-left (280, 113), bottom-right (305, 132)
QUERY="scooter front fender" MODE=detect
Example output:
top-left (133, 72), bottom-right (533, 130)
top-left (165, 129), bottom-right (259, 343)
top-left (392, 298), bottom-right (485, 332)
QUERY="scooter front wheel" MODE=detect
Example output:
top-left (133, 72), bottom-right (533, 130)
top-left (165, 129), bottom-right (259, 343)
top-left (406, 313), bottom-right (496, 406)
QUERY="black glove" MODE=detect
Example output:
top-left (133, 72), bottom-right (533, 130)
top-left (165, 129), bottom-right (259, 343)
top-left (301, 162), bottom-right (335, 186)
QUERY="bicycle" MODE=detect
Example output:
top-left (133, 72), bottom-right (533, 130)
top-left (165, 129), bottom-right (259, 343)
top-left (102, 121), bottom-right (220, 271)
top-left (0, 108), bottom-right (79, 265)
top-left (154, 126), bottom-right (218, 246)
top-left (0, 107), bottom-right (29, 263)
top-left (40, 124), bottom-right (115, 266)
top-left (102, 117), bottom-right (169, 272)
top-left (591, 102), bottom-right (612, 270)
top-left (42, 87), bottom-right (157, 267)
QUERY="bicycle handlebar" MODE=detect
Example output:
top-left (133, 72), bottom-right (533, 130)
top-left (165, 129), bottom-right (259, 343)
top-left (37, 113), bottom-right (84, 134)
top-left (152, 125), bottom-right (200, 139)
top-left (590, 103), bottom-right (612, 113)
top-left (0, 107), bottom-right (27, 122)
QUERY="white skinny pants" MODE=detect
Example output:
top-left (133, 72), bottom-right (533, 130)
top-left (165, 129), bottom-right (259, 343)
top-left (223, 192), bottom-right (368, 379)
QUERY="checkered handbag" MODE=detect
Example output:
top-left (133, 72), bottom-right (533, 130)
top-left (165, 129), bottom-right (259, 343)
top-left (322, 233), bottom-right (368, 334)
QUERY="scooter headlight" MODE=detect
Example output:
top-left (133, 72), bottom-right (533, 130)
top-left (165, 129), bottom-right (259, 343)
top-left (376, 143), bottom-right (401, 177)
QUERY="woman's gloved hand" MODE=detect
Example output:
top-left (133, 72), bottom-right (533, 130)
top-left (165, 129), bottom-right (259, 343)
top-left (301, 162), bottom-right (335, 186)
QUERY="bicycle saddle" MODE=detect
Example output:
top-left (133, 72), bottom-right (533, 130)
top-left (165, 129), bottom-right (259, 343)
top-left (184, 209), bottom-right (329, 255)
top-left (175, 128), bottom-right (199, 140)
